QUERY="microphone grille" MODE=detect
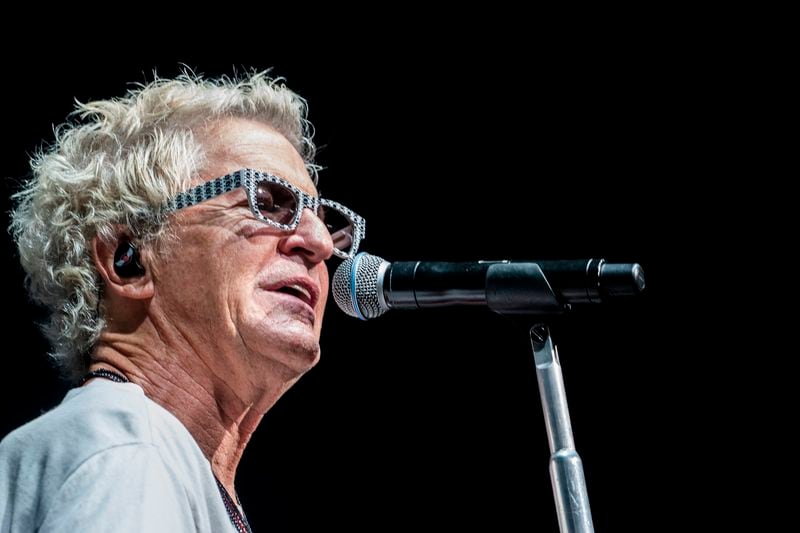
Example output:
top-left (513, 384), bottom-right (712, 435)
top-left (332, 252), bottom-right (389, 320)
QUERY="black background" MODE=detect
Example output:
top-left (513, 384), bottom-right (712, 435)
top-left (0, 36), bottom-right (725, 531)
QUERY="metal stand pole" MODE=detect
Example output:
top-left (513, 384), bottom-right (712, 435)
top-left (530, 325), bottom-right (594, 533)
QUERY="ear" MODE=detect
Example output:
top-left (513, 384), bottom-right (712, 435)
top-left (92, 234), bottom-right (154, 300)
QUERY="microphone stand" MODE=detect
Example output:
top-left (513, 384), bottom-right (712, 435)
top-left (486, 264), bottom-right (594, 532)
top-left (530, 325), bottom-right (594, 532)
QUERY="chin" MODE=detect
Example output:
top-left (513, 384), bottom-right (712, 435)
top-left (242, 305), bottom-right (323, 374)
top-left (269, 342), bottom-right (321, 376)
top-left (250, 328), bottom-right (322, 375)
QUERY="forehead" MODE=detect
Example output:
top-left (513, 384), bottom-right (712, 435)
top-left (197, 117), bottom-right (317, 196)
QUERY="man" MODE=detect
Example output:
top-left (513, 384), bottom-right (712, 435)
top-left (0, 71), bottom-right (364, 531)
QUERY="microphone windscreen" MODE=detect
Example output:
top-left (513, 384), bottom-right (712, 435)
top-left (332, 252), bottom-right (389, 320)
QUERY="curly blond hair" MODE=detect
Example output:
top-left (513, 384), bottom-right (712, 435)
top-left (10, 70), bottom-right (318, 382)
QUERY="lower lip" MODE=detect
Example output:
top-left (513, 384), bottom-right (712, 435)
top-left (268, 291), bottom-right (316, 324)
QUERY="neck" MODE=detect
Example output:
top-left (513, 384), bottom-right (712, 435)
top-left (90, 327), bottom-right (302, 497)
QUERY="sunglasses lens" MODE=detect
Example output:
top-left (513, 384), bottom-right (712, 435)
top-left (253, 177), bottom-right (358, 256)
top-left (255, 181), bottom-right (298, 225)
top-left (319, 205), bottom-right (355, 254)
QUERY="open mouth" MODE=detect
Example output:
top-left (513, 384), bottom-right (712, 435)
top-left (276, 284), bottom-right (313, 306)
top-left (263, 276), bottom-right (320, 310)
top-left (269, 278), bottom-right (321, 310)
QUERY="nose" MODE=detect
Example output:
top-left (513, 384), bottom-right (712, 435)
top-left (277, 207), bottom-right (334, 264)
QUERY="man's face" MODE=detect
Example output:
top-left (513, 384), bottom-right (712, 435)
top-left (151, 118), bottom-right (333, 381)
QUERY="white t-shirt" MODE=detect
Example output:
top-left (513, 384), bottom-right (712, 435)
top-left (0, 379), bottom-right (239, 532)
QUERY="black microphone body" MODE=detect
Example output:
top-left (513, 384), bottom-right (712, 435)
top-left (388, 259), bottom-right (641, 308)
top-left (332, 254), bottom-right (645, 320)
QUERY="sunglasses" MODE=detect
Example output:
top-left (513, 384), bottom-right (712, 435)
top-left (166, 168), bottom-right (365, 259)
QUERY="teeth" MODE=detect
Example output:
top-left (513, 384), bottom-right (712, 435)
top-left (287, 284), bottom-right (311, 303)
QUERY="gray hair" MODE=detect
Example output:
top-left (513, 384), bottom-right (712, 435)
top-left (10, 70), bottom-right (319, 382)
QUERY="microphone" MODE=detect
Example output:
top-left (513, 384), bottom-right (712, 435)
top-left (332, 253), bottom-right (645, 320)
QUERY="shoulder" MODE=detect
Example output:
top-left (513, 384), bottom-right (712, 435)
top-left (0, 379), bottom-right (214, 479)
top-left (2, 441), bottom-right (201, 532)
top-left (0, 381), bottom-right (224, 531)
top-left (0, 382), bottom-right (155, 505)
top-left (37, 442), bottom-right (195, 532)
top-left (1, 380), bottom-right (155, 461)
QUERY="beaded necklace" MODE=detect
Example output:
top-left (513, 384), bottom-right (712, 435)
top-left (214, 476), bottom-right (253, 533)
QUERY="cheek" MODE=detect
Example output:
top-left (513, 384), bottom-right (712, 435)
top-left (162, 251), bottom-right (229, 312)
top-left (320, 267), bottom-right (330, 297)
top-left (315, 268), bottom-right (331, 319)
top-left (157, 231), bottom-right (254, 301)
